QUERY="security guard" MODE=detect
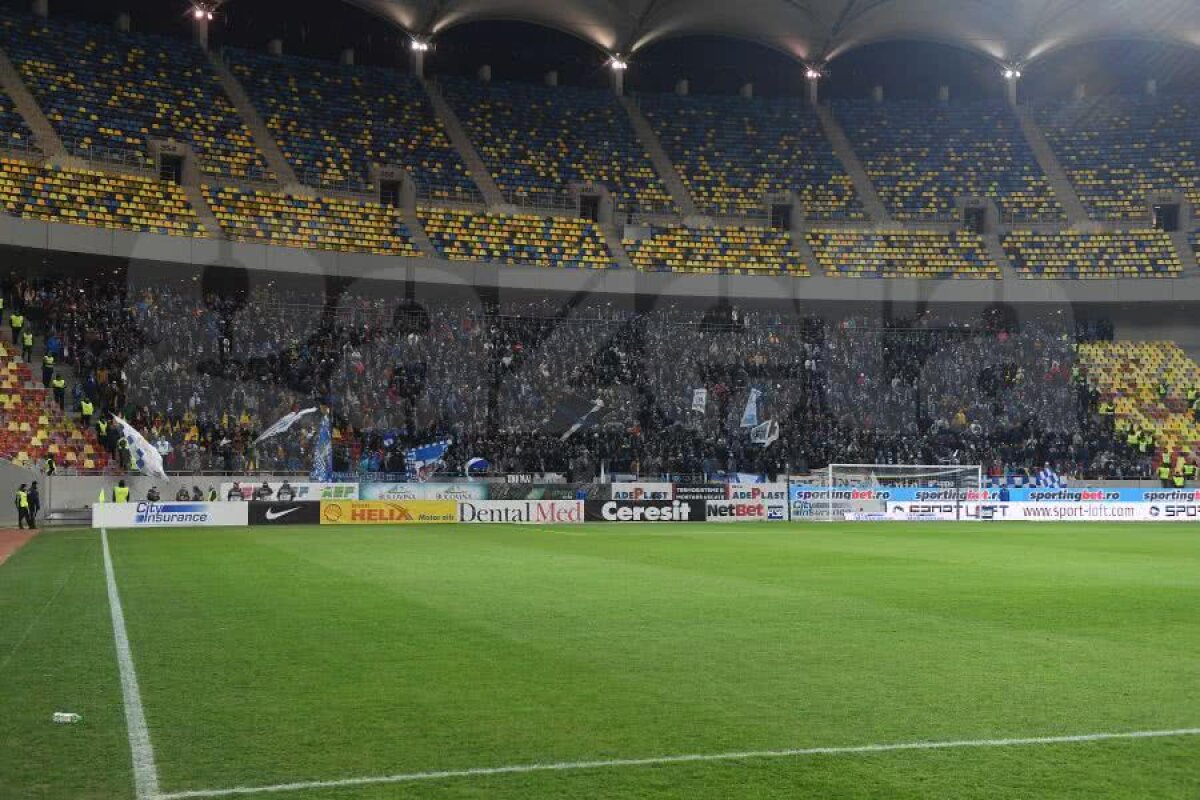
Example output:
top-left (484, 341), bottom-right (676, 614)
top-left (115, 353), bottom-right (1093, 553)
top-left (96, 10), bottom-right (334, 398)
top-left (96, 417), bottom-right (110, 451)
top-left (1173, 470), bottom-right (1186, 490)
top-left (1185, 461), bottom-right (1198, 484)
top-left (21, 329), bottom-right (32, 362)
top-left (1098, 400), bottom-right (1115, 416)
top-left (79, 397), bottom-right (94, 427)
top-left (50, 373), bottom-right (66, 409)
top-left (41, 351), bottom-right (54, 388)
top-left (44, 455), bottom-right (55, 476)
top-left (112, 480), bottom-right (130, 503)
top-left (1157, 461), bottom-right (1173, 488)
top-left (9, 309), bottom-right (23, 345)
top-left (15, 483), bottom-right (31, 529)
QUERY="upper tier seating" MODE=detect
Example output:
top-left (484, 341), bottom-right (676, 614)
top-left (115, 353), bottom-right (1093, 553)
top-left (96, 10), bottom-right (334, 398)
top-left (0, 88), bottom-right (33, 149)
top-left (834, 100), bottom-right (1061, 222)
top-left (419, 207), bottom-right (613, 269)
top-left (203, 186), bottom-right (419, 256)
top-left (225, 49), bottom-right (473, 199)
top-left (0, 344), bottom-right (107, 471)
top-left (1003, 230), bottom-right (1181, 279)
top-left (0, 8), bottom-right (269, 179)
top-left (807, 229), bottom-right (997, 279)
top-left (626, 226), bottom-right (810, 275)
top-left (1034, 94), bottom-right (1200, 220)
top-left (0, 156), bottom-right (202, 236)
top-left (641, 93), bottom-right (862, 219)
top-left (441, 78), bottom-right (674, 214)
top-left (1076, 340), bottom-right (1200, 463)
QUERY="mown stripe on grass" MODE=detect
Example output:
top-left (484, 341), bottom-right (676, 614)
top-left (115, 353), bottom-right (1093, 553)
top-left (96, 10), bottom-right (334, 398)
top-left (156, 727), bottom-right (1200, 799)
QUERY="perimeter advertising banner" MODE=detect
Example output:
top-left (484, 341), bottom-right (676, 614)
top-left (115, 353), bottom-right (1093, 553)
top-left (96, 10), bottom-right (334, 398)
top-left (585, 500), bottom-right (707, 522)
top-left (458, 500), bottom-right (585, 524)
top-left (886, 501), bottom-right (1200, 521)
top-left (220, 482), bottom-right (359, 501)
top-left (93, 502), bottom-right (248, 528)
top-left (320, 500), bottom-right (458, 525)
top-left (609, 483), bottom-right (674, 501)
top-left (361, 482), bottom-right (489, 501)
top-left (247, 502), bottom-right (322, 526)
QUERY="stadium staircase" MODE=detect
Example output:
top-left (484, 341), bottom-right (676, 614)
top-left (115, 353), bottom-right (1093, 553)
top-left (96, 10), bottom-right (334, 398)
top-left (1013, 105), bottom-right (1090, 226)
top-left (619, 96), bottom-right (697, 217)
top-left (397, 204), bottom-right (437, 258)
top-left (983, 233), bottom-right (1022, 282)
top-left (598, 221), bottom-right (636, 270)
top-left (207, 50), bottom-right (299, 188)
top-left (421, 79), bottom-right (505, 207)
top-left (1170, 230), bottom-right (1200, 275)
top-left (812, 105), bottom-right (891, 223)
top-left (0, 46), bottom-right (64, 158)
top-left (179, 182), bottom-right (223, 239)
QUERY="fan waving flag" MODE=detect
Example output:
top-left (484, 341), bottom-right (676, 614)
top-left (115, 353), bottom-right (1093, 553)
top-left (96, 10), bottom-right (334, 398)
top-left (740, 388), bottom-right (762, 428)
top-left (112, 415), bottom-right (168, 480)
top-left (254, 407), bottom-right (317, 446)
top-left (406, 439), bottom-right (452, 481)
top-left (310, 414), bottom-right (333, 482)
top-left (466, 456), bottom-right (490, 475)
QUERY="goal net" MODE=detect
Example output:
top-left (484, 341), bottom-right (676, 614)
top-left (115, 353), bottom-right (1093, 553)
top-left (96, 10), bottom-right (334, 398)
top-left (811, 464), bottom-right (982, 521)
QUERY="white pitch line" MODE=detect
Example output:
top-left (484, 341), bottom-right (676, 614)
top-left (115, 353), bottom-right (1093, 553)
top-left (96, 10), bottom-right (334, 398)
top-left (155, 727), bottom-right (1200, 800)
top-left (102, 528), bottom-right (162, 800)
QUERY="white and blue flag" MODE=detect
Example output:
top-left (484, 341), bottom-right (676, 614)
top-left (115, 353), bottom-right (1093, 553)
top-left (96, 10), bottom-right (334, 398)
top-left (113, 415), bottom-right (168, 480)
top-left (740, 388), bottom-right (762, 428)
top-left (406, 439), bottom-right (452, 481)
top-left (750, 419), bottom-right (779, 447)
top-left (254, 407), bottom-right (317, 446)
top-left (310, 414), bottom-right (333, 482)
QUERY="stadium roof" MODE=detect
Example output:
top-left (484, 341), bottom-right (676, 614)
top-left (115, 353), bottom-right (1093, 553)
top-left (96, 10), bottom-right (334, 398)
top-left (344, 0), bottom-right (1200, 66)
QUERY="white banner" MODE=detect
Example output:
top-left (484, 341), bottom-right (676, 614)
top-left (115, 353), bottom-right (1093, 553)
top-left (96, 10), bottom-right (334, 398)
top-left (221, 482), bottom-right (358, 501)
top-left (458, 501), bottom-right (584, 524)
top-left (362, 482), bottom-right (488, 501)
top-left (611, 482), bottom-right (674, 501)
top-left (692, 388), bottom-right (707, 413)
top-left (93, 502), bottom-right (248, 528)
top-left (886, 502), bottom-right (1200, 522)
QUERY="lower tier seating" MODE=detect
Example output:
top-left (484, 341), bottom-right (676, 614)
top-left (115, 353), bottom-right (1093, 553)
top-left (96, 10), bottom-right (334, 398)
top-left (807, 229), bottom-right (997, 279)
top-left (625, 226), bottom-right (809, 275)
top-left (1004, 231), bottom-right (1181, 279)
top-left (419, 207), bottom-right (613, 269)
top-left (203, 186), bottom-right (419, 256)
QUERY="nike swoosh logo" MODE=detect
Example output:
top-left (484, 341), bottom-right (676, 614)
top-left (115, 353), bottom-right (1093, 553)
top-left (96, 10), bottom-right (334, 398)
top-left (265, 507), bottom-right (300, 521)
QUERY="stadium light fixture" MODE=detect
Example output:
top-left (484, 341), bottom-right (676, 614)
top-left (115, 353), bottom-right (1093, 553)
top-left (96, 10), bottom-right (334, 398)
top-left (609, 57), bottom-right (629, 71)
top-left (1003, 67), bottom-right (1022, 80)
top-left (410, 38), bottom-right (431, 53)
top-left (805, 68), bottom-right (822, 80)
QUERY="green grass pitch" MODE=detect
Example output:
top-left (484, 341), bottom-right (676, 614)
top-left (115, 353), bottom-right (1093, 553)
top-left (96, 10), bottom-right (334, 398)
top-left (1, 522), bottom-right (1198, 799)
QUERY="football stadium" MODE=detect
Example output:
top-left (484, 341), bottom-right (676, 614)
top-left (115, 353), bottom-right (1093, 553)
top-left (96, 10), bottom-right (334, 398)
top-left (1, 0), bottom-right (1199, 797)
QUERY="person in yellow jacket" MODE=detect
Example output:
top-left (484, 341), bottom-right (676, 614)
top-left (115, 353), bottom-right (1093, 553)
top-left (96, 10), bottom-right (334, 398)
top-left (15, 483), bottom-right (32, 529)
top-left (21, 329), bottom-right (32, 362)
top-left (79, 397), bottom-right (94, 427)
top-left (9, 310), bottom-right (23, 345)
top-left (113, 480), bottom-right (130, 503)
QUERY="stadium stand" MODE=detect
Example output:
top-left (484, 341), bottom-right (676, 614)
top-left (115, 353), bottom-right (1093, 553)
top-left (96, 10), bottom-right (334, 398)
top-left (419, 207), bottom-right (613, 269)
top-left (1076, 340), bottom-right (1200, 466)
top-left (640, 93), bottom-right (862, 219)
top-left (0, 344), bottom-right (107, 471)
top-left (625, 225), bottom-right (810, 275)
top-left (1034, 94), bottom-right (1200, 220)
top-left (833, 100), bottom-right (1062, 222)
top-left (441, 78), bottom-right (674, 213)
top-left (1003, 230), bottom-right (1181, 279)
top-left (0, 156), bottom-right (203, 236)
top-left (0, 87), bottom-right (34, 150)
top-left (203, 186), bottom-right (419, 255)
top-left (0, 8), bottom-right (270, 179)
top-left (225, 49), bottom-right (473, 198)
top-left (806, 229), bottom-right (998, 279)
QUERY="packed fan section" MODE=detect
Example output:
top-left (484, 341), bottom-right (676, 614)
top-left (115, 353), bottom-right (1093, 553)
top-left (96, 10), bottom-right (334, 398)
top-left (419, 207), bottom-right (614, 269)
top-left (202, 186), bottom-right (420, 256)
top-left (9, 277), bottom-right (1161, 480)
top-left (835, 100), bottom-right (1063, 222)
top-left (1035, 94), bottom-right (1200, 220)
top-left (625, 225), bottom-right (810, 275)
top-left (1077, 341), bottom-right (1200, 471)
top-left (641, 93), bottom-right (863, 219)
top-left (441, 78), bottom-right (674, 213)
top-left (0, 157), bottom-right (203, 237)
top-left (225, 49), bottom-right (473, 198)
top-left (0, 7), bottom-right (269, 179)
top-left (1002, 230), bottom-right (1181, 279)
top-left (807, 229), bottom-right (998, 279)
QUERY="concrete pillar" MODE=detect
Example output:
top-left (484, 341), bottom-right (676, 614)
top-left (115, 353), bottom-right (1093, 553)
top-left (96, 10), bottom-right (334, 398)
top-left (268, 38), bottom-right (283, 56)
top-left (192, 14), bottom-right (208, 50)
top-left (1005, 75), bottom-right (1018, 106)
top-left (1073, 83), bottom-right (1086, 101)
top-left (115, 12), bottom-right (130, 32)
top-left (805, 74), bottom-right (819, 105)
top-left (675, 79), bottom-right (689, 97)
top-left (937, 85), bottom-right (950, 104)
top-left (340, 48), bottom-right (355, 66)
top-left (611, 67), bottom-right (625, 97)
top-left (478, 64), bottom-right (491, 82)
top-left (740, 82), bottom-right (754, 99)
top-left (411, 46), bottom-right (425, 78)
top-left (871, 85), bottom-right (884, 104)
top-left (31, 0), bottom-right (47, 18)
top-left (544, 70), bottom-right (558, 87)
top-left (1146, 78), bottom-right (1158, 97)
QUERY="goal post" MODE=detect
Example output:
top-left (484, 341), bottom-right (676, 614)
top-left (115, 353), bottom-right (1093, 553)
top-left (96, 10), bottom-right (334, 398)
top-left (821, 464), bottom-right (983, 521)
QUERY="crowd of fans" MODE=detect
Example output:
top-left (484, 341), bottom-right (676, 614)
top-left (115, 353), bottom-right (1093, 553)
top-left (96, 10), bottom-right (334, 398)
top-left (6, 273), bottom-right (1149, 481)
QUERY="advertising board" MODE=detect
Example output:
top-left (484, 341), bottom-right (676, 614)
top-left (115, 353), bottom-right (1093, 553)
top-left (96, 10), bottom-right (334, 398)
top-left (361, 482), bottom-right (489, 501)
top-left (704, 500), bottom-right (769, 521)
top-left (458, 500), bottom-right (584, 524)
top-left (247, 502), bottom-right (322, 526)
top-left (319, 500), bottom-right (458, 525)
top-left (585, 500), bottom-right (706, 522)
top-left (609, 483), bottom-right (674, 501)
top-left (886, 502), bottom-right (1200, 522)
top-left (221, 482), bottom-right (359, 501)
top-left (93, 502), bottom-right (248, 528)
